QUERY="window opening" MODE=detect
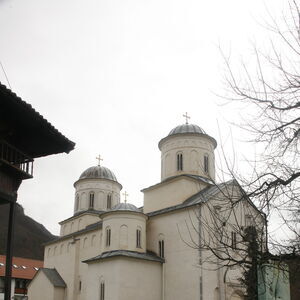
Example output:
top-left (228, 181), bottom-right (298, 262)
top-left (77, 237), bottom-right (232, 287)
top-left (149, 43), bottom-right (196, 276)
top-left (159, 240), bottom-right (165, 258)
top-left (89, 192), bottom-right (95, 208)
top-left (106, 228), bottom-right (111, 247)
top-left (231, 232), bottom-right (237, 249)
top-left (204, 155), bottom-right (209, 173)
top-left (75, 195), bottom-right (79, 210)
top-left (177, 153), bottom-right (183, 171)
top-left (107, 194), bottom-right (112, 209)
top-left (136, 229), bottom-right (141, 248)
top-left (100, 282), bottom-right (105, 300)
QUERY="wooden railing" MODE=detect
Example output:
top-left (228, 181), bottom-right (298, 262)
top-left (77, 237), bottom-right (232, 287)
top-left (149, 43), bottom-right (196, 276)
top-left (0, 140), bottom-right (33, 177)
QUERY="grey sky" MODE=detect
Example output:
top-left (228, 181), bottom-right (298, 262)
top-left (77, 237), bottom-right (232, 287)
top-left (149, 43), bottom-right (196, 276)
top-left (0, 0), bottom-right (286, 236)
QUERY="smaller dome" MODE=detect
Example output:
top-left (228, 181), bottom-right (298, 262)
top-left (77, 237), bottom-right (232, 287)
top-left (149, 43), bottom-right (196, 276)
top-left (110, 203), bottom-right (141, 213)
top-left (79, 165), bottom-right (118, 182)
top-left (168, 123), bottom-right (206, 136)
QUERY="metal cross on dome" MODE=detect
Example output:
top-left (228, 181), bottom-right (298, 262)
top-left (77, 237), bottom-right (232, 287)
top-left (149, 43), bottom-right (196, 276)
top-left (123, 191), bottom-right (129, 203)
top-left (96, 154), bottom-right (103, 166)
top-left (183, 112), bottom-right (190, 124)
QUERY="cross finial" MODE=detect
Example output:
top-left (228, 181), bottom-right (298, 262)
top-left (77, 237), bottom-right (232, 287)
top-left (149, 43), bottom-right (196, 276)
top-left (183, 112), bottom-right (190, 124)
top-left (122, 191), bottom-right (129, 203)
top-left (96, 154), bottom-right (103, 166)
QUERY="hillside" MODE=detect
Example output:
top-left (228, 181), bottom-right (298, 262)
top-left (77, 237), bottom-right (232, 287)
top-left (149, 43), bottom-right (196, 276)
top-left (0, 203), bottom-right (56, 260)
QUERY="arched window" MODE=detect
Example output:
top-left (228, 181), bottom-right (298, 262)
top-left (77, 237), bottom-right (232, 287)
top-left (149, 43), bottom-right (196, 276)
top-left (107, 194), bottom-right (112, 209)
top-left (177, 153), bottom-right (183, 171)
top-left (100, 281), bottom-right (105, 300)
top-left (136, 229), bottom-right (141, 248)
top-left (159, 240), bottom-right (165, 258)
top-left (106, 227), bottom-right (111, 247)
top-left (75, 195), bottom-right (79, 211)
top-left (204, 155), bottom-right (209, 173)
top-left (89, 192), bottom-right (95, 209)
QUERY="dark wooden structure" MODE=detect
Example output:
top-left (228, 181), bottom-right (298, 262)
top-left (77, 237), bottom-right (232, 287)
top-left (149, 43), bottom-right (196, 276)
top-left (0, 83), bottom-right (75, 300)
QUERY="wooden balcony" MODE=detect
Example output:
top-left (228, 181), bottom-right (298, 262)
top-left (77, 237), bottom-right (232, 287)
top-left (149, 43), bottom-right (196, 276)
top-left (0, 140), bottom-right (33, 180)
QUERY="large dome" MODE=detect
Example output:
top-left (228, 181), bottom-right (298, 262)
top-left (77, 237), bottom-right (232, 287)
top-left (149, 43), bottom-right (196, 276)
top-left (79, 165), bottom-right (118, 182)
top-left (168, 123), bottom-right (206, 136)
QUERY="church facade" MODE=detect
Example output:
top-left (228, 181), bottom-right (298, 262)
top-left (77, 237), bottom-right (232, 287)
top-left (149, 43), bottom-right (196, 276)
top-left (28, 122), bottom-right (264, 300)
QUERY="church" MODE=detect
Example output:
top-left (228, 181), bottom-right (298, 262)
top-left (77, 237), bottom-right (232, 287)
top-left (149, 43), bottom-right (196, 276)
top-left (28, 120), bottom-right (264, 300)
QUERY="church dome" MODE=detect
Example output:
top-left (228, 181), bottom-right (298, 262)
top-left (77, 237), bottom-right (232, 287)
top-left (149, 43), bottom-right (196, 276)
top-left (110, 202), bottom-right (141, 212)
top-left (79, 165), bottom-right (118, 182)
top-left (168, 123), bottom-right (206, 136)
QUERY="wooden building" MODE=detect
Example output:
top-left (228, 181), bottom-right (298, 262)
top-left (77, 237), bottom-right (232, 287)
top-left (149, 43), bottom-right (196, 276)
top-left (0, 83), bottom-right (75, 300)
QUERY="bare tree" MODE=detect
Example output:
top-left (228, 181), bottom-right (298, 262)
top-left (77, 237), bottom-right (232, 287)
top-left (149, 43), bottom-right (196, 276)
top-left (222, 0), bottom-right (300, 252)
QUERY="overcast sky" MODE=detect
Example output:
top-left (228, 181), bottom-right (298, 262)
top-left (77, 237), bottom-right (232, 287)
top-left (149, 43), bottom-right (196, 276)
top-left (0, 0), bottom-right (287, 236)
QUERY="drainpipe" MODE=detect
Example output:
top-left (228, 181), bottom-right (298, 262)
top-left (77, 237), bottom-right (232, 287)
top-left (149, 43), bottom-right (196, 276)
top-left (198, 205), bottom-right (203, 300)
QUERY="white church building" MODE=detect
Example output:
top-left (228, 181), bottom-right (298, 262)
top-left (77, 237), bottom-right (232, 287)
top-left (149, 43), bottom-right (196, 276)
top-left (28, 121), bottom-right (263, 300)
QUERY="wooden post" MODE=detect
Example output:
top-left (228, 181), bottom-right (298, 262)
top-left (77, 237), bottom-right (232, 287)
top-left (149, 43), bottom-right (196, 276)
top-left (4, 201), bottom-right (16, 300)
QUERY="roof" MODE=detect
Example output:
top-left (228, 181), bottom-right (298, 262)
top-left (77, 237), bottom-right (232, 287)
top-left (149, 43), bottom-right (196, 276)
top-left (0, 255), bottom-right (43, 280)
top-left (83, 250), bottom-right (164, 264)
top-left (168, 123), bottom-right (206, 135)
top-left (45, 221), bottom-right (103, 245)
top-left (79, 165), bottom-right (118, 182)
top-left (39, 268), bottom-right (66, 287)
top-left (158, 123), bottom-right (217, 149)
top-left (59, 209), bottom-right (104, 224)
top-left (0, 82), bottom-right (75, 158)
top-left (142, 173), bottom-right (213, 192)
top-left (110, 203), bottom-right (141, 212)
top-left (147, 181), bottom-right (233, 217)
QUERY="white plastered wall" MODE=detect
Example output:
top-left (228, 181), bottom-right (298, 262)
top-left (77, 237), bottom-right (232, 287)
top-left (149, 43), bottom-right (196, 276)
top-left (73, 178), bottom-right (121, 214)
top-left (85, 257), bottom-right (162, 300)
top-left (143, 176), bottom-right (206, 213)
top-left (159, 134), bottom-right (216, 181)
top-left (101, 212), bottom-right (147, 253)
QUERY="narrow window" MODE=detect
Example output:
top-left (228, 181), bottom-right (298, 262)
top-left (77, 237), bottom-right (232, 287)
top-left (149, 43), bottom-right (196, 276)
top-left (100, 282), bottom-right (105, 300)
top-left (159, 240), bottom-right (165, 258)
top-left (89, 192), bottom-right (95, 209)
top-left (106, 228), bottom-right (111, 247)
top-left (79, 280), bottom-right (82, 292)
top-left (107, 194), bottom-right (112, 209)
top-left (177, 153), bottom-right (183, 171)
top-left (204, 155), bottom-right (209, 173)
top-left (231, 232), bottom-right (237, 249)
top-left (136, 229), bottom-right (141, 248)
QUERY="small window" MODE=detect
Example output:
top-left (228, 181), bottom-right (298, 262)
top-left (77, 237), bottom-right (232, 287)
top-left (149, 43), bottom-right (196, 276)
top-left (136, 229), bottom-right (141, 248)
top-left (204, 155), bottom-right (209, 173)
top-left (159, 240), bottom-right (165, 258)
top-left (79, 280), bottom-right (82, 292)
top-left (177, 153), bottom-right (183, 171)
top-left (100, 281), bottom-right (105, 300)
top-left (89, 192), bottom-right (95, 209)
top-left (231, 232), bottom-right (237, 249)
top-left (106, 228), bottom-right (111, 247)
top-left (107, 194), bottom-right (112, 209)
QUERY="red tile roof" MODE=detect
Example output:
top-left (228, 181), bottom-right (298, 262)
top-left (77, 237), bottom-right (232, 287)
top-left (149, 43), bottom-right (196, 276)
top-left (0, 256), bottom-right (43, 280)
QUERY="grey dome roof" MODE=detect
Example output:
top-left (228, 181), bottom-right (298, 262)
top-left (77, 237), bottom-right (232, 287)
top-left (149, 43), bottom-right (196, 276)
top-left (110, 203), bottom-right (141, 213)
top-left (79, 165), bottom-right (118, 182)
top-left (168, 124), bottom-right (206, 136)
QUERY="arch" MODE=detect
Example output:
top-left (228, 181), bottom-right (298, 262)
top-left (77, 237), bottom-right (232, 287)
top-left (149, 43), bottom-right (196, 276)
top-left (214, 287), bottom-right (220, 300)
top-left (91, 234), bottom-right (96, 247)
top-left (190, 150), bottom-right (199, 172)
top-left (165, 154), bottom-right (171, 175)
top-left (100, 278), bottom-right (105, 300)
top-left (78, 219), bottom-right (83, 230)
top-left (89, 191), bottom-right (95, 209)
top-left (47, 247), bottom-right (51, 257)
top-left (75, 194), bottom-right (80, 211)
top-left (53, 246), bottom-right (57, 256)
top-left (119, 225), bottom-right (128, 248)
top-left (60, 243), bottom-right (65, 254)
top-left (80, 192), bottom-right (86, 209)
top-left (83, 237), bottom-right (88, 248)
top-left (67, 243), bottom-right (71, 253)
top-left (71, 222), bottom-right (74, 232)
